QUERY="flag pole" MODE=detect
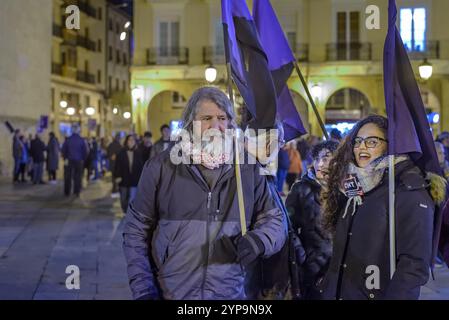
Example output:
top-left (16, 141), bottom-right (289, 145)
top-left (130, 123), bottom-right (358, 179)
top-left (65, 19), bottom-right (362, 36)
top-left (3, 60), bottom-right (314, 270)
top-left (388, 154), bottom-right (396, 278)
top-left (226, 62), bottom-right (247, 236)
top-left (293, 62), bottom-right (329, 140)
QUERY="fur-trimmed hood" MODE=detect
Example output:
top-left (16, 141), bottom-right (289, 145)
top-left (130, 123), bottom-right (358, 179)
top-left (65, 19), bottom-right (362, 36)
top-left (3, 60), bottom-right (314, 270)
top-left (426, 172), bottom-right (448, 206)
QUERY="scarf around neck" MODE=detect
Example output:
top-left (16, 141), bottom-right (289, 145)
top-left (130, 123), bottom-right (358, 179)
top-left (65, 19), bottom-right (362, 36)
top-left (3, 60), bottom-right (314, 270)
top-left (341, 154), bottom-right (409, 219)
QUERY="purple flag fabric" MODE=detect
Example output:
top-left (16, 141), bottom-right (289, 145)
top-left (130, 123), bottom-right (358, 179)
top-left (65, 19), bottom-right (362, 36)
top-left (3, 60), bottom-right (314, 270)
top-left (221, 0), bottom-right (277, 130)
top-left (253, 0), bottom-right (306, 141)
top-left (384, 0), bottom-right (440, 174)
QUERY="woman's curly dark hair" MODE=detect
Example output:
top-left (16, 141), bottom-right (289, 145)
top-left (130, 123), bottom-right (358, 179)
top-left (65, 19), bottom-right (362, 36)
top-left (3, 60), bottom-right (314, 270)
top-left (321, 115), bottom-right (388, 233)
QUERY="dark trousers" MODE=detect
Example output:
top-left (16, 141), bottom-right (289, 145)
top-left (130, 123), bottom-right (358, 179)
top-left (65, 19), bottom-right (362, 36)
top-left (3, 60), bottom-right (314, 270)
top-left (64, 160), bottom-right (84, 196)
top-left (119, 186), bottom-right (137, 213)
top-left (48, 170), bottom-right (56, 181)
top-left (32, 162), bottom-right (44, 184)
top-left (276, 169), bottom-right (288, 192)
top-left (18, 163), bottom-right (26, 181)
top-left (286, 173), bottom-right (299, 191)
top-left (13, 158), bottom-right (21, 181)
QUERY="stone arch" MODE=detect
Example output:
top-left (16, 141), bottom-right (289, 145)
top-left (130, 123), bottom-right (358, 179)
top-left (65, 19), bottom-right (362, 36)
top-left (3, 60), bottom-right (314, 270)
top-left (324, 87), bottom-right (372, 124)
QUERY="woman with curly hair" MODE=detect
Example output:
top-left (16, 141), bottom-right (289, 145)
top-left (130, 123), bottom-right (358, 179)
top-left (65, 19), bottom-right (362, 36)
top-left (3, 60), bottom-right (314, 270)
top-left (318, 115), bottom-right (445, 300)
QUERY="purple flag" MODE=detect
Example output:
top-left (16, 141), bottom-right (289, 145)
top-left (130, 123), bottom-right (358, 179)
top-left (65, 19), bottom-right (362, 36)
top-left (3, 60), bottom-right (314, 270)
top-left (221, 0), bottom-right (277, 130)
top-left (384, 0), bottom-right (440, 174)
top-left (253, 0), bottom-right (306, 141)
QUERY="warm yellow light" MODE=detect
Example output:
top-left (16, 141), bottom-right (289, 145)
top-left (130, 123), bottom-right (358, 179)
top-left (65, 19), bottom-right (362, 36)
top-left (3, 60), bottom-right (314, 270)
top-left (123, 112), bottom-right (131, 119)
top-left (205, 65), bottom-right (217, 83)
top-left (311, 85), bottom-right (322, 100)
top-left (85, 107), bottom-right (95, 116)
top-left (60, 100), bottom-right (68, 108)
top-left (120, 32), bottom-right (127, 41)
top-left (66, 107), bottom-right (76, 116)
top-left (113, 107), bottom-right (119, 114)
top-left (124, 21), bottom-right (131, 29)
top-left (419, 59), bottom-right (433, 80)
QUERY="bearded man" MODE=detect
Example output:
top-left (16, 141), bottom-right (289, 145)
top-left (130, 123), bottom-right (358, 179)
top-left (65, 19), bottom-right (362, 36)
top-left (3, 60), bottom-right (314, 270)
top-left (123, 86), bottom-right (286, 300)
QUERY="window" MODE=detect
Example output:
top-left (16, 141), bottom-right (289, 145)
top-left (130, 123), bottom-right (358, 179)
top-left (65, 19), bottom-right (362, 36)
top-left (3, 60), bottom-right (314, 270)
top-left (123, 53), bottom-right (127, 65)
top-left (400, 8), bottom-right (426, 51)
top-left (108, 46), bottom-right (113, 61)
top-left (158, 20), bottom-right (180, 56)
top-left (109, 19), bottom-right (113, 31)
top-left (85, 95), bottom-right (90, 108)
top-left (116, 49), bottom-right (121, 64)
top-left (97, 70), bottom-right (101, 84)
top-left (98, 7), bottom-right (102, 20)
top-left (116, 22), bottom-right (120, 34)
top-left (97, 39), bottom-right (102, 53)
top-left (286, 32), bottom-right (296, 52)
top-left (116, 78), bottom-right (119, 91)
top-left (122, 80), bottom-right (127, 92)
top-left (336, 11), bottom-right (360, 60)
top-left (108, 76), bottom-right (112, 94)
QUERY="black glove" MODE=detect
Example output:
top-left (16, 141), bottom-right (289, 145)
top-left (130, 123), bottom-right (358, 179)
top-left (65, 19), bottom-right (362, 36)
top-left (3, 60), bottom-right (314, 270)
top-left (235, 231), bottom-right (265, 268)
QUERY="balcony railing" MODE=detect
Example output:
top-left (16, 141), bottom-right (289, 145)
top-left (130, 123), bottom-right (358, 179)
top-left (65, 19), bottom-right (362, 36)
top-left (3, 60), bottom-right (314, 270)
top-left (326, 42), bottom-right (372, 61)
top-left (293, 43), bottom-right (309, 62)
top-left (203, 46), bottom-right (226, 64)
top-left (51, 63), bottom-right (62, 75)
top-left (53, 24), bottom-right (62, 38)
top-left (77, 71), bottom-right (95, 84)
top-left (62, 29), bottom-right (77, 46)
top-left (406, 41), bottom-right (440, 60)
top-left (146, 47), bottom-right (189, 65)
top-left (76, 35), bottom-right (96, 51)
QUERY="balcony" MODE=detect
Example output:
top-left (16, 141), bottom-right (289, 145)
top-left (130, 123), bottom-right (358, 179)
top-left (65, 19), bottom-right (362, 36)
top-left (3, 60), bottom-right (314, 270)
top-left (51, 63), bottom-right (62, 75)
top-left (326, 42), bottom-right (372, 61)
top-left (76, 35), bottom-right (96, 52)
top-left (293, 43), bottom-right (309, 62)
top-left (406, 41), bottom-right (440, 60)
top-left (62, 29), bottom-right (77, 46)
top-left (53, 24), bottom-right (62, 38)
top-left (146, 47), bottom-right (189, 65)
top-left (203, 46), bottom-right (226, 65)
top-left (62, 65), bottom-right (77, 79)
top-left (77, 71), bottom-right (95, 84)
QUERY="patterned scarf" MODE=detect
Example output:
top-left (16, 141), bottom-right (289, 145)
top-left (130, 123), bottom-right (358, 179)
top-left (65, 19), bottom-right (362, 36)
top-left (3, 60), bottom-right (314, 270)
top-left (341, 154), bottom-right (409, 219)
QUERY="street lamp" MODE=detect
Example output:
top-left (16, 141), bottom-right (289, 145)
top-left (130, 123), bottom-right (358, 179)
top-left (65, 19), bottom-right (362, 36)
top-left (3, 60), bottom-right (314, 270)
top-left (120, 31), bottom-right (127, 41)
top-left (85, 106), bottom-right (95, 116)
top-left (60, 100), bottom-right (68, 108)
top-left (311, 84), bottom-right (322, 101)
top-left (419, 58), bottom-right (433, 80)
top-left (123, 111), bottom-right (131, 119)
top-left (113, 107), bottom-right (119, 115)
top-left (132, 86), bottom-right (144, 101)
top-left (205, 65), bottom-right (217, 83)
top-left (66, 107), bottom-right (76, 116)
top-left (124, 21), bottom-right (131, 29)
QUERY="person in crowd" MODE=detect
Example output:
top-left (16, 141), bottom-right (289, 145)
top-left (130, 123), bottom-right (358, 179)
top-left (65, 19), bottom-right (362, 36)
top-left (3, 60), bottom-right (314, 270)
top-left (107, 133), bottom-right (123, 194)
top-left (318, 115), bottom-right (445, 300)
top-left (46, 132), bottom-right (60, 183)
top-left (12, 129), bottom-right (22, 183)
top-left (18, 135), bottom-right (29, 183)
top-left (437, 131), bottom-right (449, 164)
top-left (138, 131), bottom-right (153, 163)
top-left (62, 125), bottom-right (88, 197)
top-left (286, 140), bottom-right (339, 299)
top-left (276, 144), bottom-right (290, 195)
top-left (115, 135), bottom-right (144, 213)
top-left (435, 141), bottom-right (449, 180)
top-left (286, 141), bottom-right (303, 191)
top-left (30, 133), bottom-right (46, 185)
top-left (330, 128), bottom-right (343, 142)
top-left (123, 86), bottom-right (286, 300)
top-left (150, 124), bottom-right (173, 159)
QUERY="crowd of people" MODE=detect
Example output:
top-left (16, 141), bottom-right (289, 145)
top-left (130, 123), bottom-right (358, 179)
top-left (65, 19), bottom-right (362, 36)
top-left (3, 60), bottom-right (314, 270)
top-left (10, 123), bottom-right (173, 212)
top-left (120, 87), bottom-right (449, 301)
top-left (10, 87), bottom-right (449, 301)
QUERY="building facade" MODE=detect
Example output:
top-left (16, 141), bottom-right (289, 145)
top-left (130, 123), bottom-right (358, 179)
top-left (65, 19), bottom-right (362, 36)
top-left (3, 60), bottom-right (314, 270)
top-left (0, 0), bottom-right (52, 176)
top-left (131, 0), bottom-right (449, 139)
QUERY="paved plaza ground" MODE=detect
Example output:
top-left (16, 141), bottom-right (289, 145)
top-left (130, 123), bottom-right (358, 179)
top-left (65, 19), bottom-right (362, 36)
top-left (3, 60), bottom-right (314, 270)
top-left (0, 177), bottom-right (448, 300)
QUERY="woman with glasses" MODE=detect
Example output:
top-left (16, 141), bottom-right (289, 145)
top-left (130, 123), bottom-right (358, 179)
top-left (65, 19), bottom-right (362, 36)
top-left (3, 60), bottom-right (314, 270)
top-left (318, 115), bottom-right (444, 300)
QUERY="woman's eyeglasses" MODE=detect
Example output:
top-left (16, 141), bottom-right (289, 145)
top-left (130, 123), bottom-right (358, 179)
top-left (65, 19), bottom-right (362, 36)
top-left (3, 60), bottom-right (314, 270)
top-left (353, 136), bottom-right (388, 149)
